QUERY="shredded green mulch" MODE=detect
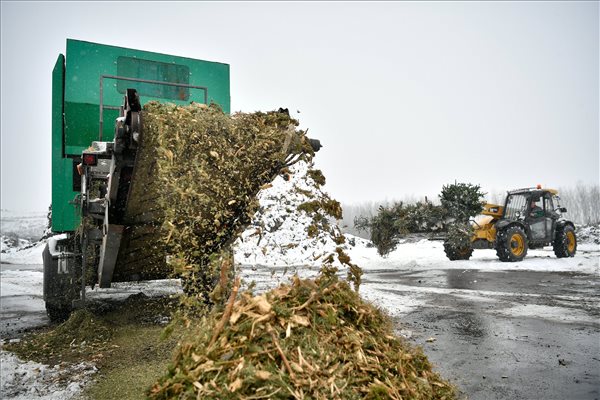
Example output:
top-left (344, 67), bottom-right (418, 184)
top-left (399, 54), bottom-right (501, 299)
top-left (132, 103), bottom-right (316, 292)
top-left (148, 271), bottom-right (456, 400)
top-left (5, 309), bottom-right (112, 365)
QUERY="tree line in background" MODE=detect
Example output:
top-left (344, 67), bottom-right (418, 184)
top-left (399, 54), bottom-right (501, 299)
top-left (556, 184), bottom-right (600, 226)
top-left (340, 182), bottom-right (600, 242)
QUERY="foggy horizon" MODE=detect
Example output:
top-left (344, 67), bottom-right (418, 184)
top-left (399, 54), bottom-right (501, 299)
top-left (1, 1), bottom-right (598, 212)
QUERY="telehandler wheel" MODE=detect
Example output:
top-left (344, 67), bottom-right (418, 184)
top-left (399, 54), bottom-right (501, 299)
top-left (553, 224), bottom-right (577, 258)
top-left (43, 243), bottom-right (78, 322)
top-left (495, 226), bottom-right (528, 262)
top-left (443, 242), bottom-right (473, 261)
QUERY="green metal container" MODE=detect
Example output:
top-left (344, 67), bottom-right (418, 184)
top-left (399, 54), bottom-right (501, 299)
top-left (51, 39), bottom-right (230, 232)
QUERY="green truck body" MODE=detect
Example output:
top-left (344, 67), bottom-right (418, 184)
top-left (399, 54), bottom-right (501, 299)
top-left (51, 39), bottom-right (230, 232)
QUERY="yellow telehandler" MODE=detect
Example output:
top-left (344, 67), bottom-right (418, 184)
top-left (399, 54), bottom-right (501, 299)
top-left (444, 186), bottom-right (577, 262)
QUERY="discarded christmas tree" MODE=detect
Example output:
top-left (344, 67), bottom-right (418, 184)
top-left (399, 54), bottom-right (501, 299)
top-left (355, 182), bottom-right (485, 256)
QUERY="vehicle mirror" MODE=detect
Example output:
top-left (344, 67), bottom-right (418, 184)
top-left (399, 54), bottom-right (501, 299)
top-left (559, 207), bottom-right (567, 213)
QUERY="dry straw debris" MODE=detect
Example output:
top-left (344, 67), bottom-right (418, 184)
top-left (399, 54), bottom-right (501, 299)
top-left (148, 271), bottom-right (456, 400)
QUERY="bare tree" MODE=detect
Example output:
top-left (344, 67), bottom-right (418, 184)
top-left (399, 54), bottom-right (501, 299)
top-left (558, 183), bottom-right (600, 225)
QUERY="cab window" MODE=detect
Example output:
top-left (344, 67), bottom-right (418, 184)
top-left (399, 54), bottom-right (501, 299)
top-left (544, 194), bottom-right (554, 215)
top-left (117, 57), bottom-right (190, 101)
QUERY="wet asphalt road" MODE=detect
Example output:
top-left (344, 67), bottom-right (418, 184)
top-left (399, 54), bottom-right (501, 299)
top-left (365, 268), bottom-right (600, 400)
top-left (0, 263), bottom-right (48, 338)
top-left (2, 261), bottom-right (599, 399)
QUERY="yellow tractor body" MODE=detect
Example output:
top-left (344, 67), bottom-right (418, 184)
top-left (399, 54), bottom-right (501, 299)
top-left (444, 187), bottom-right (577, 262)
top-left (471, 203), bottom-right (503, 244)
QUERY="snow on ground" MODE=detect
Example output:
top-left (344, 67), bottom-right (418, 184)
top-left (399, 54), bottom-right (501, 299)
top-left (1, 240), bottom-right (46, 265)
top-left (1, 208), bottom-right (48, 264)
top-left (0, 350), bottom-right (96, 400)
top-left (1, 269), bottom-right (44, 298)
top-left (578, 224), bottom-right (600, 244)
top-left (1, 266), bottom-right (49, 341)
top-left (234, 160), bottom-right (348, 269)
top-left (0, 210), bottom-right (47, 241)
top-left (348, 238), bottom-right (600, 274)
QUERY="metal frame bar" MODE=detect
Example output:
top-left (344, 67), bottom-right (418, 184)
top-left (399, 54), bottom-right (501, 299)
top-left (99, 74), bottom-right (209, 140)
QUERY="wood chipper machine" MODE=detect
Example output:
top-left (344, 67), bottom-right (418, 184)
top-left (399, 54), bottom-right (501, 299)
top-left (43, 39), bottom-right (232, 320)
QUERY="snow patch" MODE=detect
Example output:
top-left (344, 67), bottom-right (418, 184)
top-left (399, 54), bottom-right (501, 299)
top-left (361, 283), bottom-right (427, 316)
top-left (347, 237), bottom-right (599, 274)
top-left (0, 210), bottom-right (48, 242)
top-left (1, 240), bottom-right (46, 265)
top-left (234, 160), bottom-right (347, 268)
top-left (495, 304), bottom-right (597, 324)
top-left (577, 224), bottom-right (600, 245)
top-left (0, 350), bottom-right (96, 400)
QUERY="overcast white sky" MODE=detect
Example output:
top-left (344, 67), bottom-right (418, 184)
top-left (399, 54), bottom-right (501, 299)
top-left (1, 1), bottom-right (598, 212)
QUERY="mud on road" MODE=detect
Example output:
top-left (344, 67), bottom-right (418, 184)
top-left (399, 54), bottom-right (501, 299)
top-left (367, 268), bottom-right (600, 400)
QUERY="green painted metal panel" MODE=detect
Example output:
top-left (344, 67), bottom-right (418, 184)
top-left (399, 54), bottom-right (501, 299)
top-left (116, 56), bottom-right (191, 100)
top-left (64, 39), bottom-right (230, 150)
top-left (64, 102), bottom-right (119, 147)
top-left (52, 39), bottom-right (231, 233)
top-left (51, 54), bottom-right (80, 232)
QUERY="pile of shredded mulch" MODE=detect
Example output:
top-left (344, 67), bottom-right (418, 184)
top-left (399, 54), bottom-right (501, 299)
top-left (148, 271), bottom-right (456, 400)
top-left (5, 310), bottom-right (111, 364)
top-left (133, 103), bottom-right (453, 399)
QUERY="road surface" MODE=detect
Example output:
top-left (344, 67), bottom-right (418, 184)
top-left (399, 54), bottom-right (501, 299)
top-left (365, 267), bottom-right (599, 400)
top-left (2, 244), bottom-right (599, 399)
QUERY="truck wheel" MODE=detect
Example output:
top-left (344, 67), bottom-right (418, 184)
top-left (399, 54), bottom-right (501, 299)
top-left (43, 243), bottom-right (78, 321)
top-left (495, 226), bottom-right (528, 262)
top-left (553, 224), bottom-right (577, 258)
top-left (443, 242), bottom-right (473, 261)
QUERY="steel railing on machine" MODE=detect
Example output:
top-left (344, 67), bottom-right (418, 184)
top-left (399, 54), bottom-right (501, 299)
top-left (98, 75), bottom-right (209, 141)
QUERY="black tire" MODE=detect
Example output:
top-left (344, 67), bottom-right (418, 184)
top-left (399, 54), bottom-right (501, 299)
top-left (553, 224), bottom-right (577, 258)
top-left (443, 241), bottom-right (473, 261)
top-left (495, 225), bottom-right (528, 262)
top-left (46, 303), bottom-right (73, 322)
top-left (43, 243), bottom-right (78, 322)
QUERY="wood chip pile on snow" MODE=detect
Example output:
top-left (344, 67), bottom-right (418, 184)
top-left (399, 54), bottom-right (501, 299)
top-left (148, 272), bottom-right (456, 400)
